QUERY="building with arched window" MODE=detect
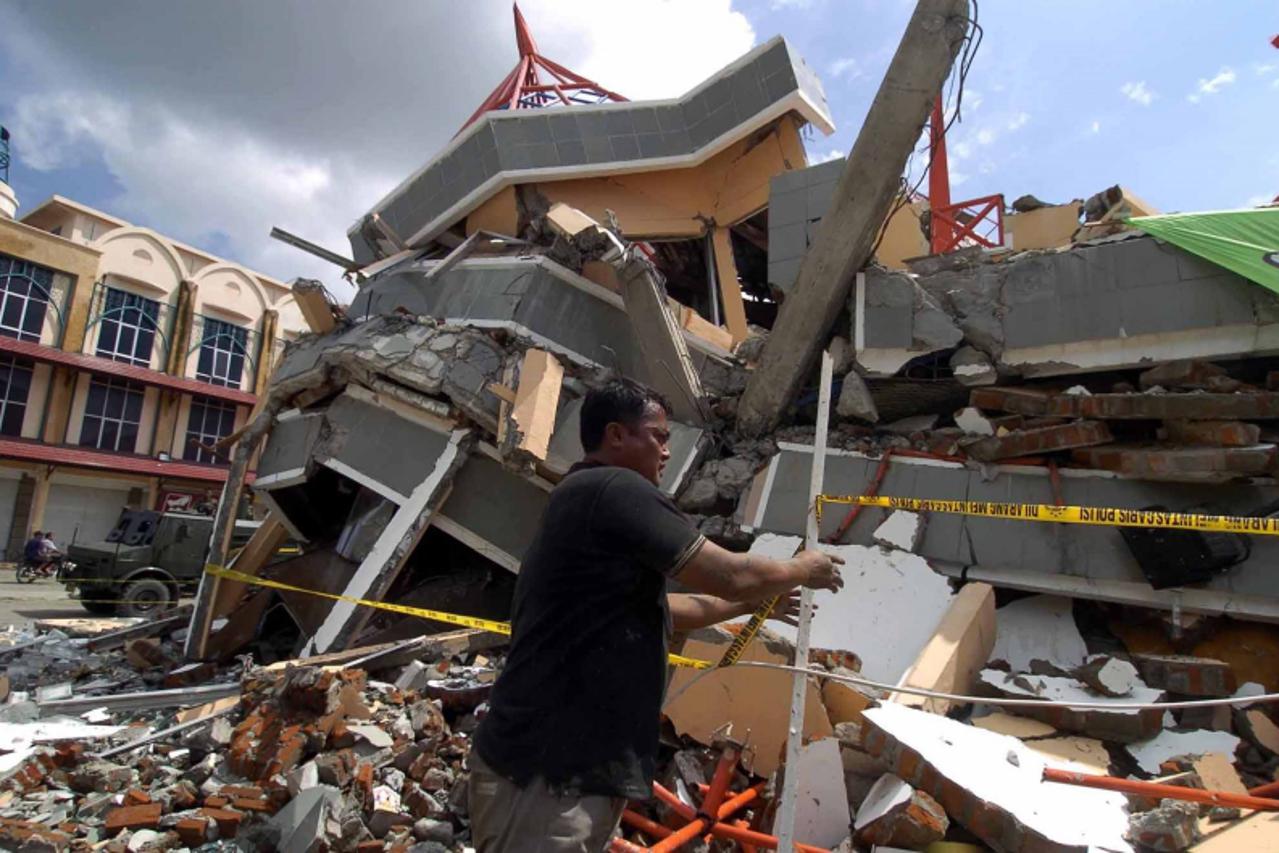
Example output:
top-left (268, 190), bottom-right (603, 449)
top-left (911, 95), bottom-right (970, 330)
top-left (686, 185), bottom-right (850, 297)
top-left (0, 192), bottom-right (309, 555)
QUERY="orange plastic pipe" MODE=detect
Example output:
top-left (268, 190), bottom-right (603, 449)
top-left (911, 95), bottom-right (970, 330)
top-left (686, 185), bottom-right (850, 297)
top-left (1043, 768), bottom-right (1279, 811)
top-left (1249, 778), bottom-right (1279, 798)
top-left (652, 783), bottom-right (828, 852)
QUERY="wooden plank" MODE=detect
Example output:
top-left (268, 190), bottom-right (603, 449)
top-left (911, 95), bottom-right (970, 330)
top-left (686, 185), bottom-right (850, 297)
top-left (735, 0), bottom-right (970, 437)
top-left (209, 515), bottom-right (289, 619)
top-left (508, 349), bottom-right (563, 462)
top-left (711, 227), bottom-right (749, 343)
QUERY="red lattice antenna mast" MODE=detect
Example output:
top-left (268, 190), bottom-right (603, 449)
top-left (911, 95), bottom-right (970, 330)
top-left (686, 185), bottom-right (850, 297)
top-left (458, 3), bottom-right (628, 133)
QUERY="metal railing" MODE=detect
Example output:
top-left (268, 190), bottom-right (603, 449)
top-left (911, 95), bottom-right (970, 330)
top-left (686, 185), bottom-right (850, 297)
top-left (189, 312), bottom-right (263, 392)
top-left (930, 193), bottom-right (1006, 254)
top-left (83, 284), bottom-right (267, 393)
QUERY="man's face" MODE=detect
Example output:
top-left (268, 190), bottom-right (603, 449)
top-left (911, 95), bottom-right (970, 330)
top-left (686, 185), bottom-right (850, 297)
top-left (609, 403), bottom-right (671, 486)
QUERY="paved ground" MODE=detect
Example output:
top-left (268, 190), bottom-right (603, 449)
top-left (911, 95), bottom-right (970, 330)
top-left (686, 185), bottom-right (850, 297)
top-left (0, 569), bottom-right (94, 627)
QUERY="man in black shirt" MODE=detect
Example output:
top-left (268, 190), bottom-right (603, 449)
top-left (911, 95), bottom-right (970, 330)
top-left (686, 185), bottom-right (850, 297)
top-left (470, 379), bottom-right (844, 852)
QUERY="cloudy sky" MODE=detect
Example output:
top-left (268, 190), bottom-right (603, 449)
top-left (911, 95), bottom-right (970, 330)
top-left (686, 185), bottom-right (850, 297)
top-left (2, 1), bottom-right (1275, 300)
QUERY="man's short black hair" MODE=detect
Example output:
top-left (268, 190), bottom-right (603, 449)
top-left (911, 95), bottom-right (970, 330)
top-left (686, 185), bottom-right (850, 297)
top-left (580, 379), bottom-right (670, 451)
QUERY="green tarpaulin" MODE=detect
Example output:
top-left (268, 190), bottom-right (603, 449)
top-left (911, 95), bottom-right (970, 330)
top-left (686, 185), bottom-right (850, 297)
top-left (1129, 207), bottom-right (1279, 294)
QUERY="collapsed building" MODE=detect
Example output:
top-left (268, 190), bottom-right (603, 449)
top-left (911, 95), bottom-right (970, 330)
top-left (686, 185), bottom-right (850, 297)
top-left (6, 2), bottom-right (1279, 851)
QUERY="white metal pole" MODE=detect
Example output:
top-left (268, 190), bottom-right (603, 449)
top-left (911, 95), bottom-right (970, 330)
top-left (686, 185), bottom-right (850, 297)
top-left (774, 349), bottom-right (833, 851)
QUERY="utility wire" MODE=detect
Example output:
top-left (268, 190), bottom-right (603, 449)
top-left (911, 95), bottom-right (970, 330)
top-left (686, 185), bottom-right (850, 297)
top-left (675, 658), bottom-right (1279, 713)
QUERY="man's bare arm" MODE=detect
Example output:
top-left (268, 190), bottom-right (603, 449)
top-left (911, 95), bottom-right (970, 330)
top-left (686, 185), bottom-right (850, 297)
top-left (673, 539), bottom-right (843, 603)
top-left (667, 591), bottom-right (807, 632)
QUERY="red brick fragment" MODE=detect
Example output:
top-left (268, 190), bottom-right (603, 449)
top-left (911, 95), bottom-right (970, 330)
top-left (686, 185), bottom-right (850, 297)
top-left (1162, 419), bottom-right (1261, 448)
top-left (0, 817), bottom-right (71, 851)
top-left (124, 789), bottom-right (151, 806)
top-left (104, 803), bottom-right (162, 835)
top-left (175, 817), bottom-right (212, 847)
top-left (963, 420), bottom-right (1113, 462)
top-left (200, 807), bottom-right (243, 838)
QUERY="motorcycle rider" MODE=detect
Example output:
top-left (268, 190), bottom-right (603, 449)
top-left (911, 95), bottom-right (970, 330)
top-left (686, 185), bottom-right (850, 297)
top-left (23, 530), bottom-right (44, 567)
top-left (37, 531), bottom-right (62, 576)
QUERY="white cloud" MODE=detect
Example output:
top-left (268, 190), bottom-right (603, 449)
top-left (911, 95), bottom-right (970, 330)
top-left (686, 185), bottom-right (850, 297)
top-left (1006, 111), bottom-right (1029, 131)
top-left (827, 56), bottom-right (861, 79)
top-left (1256, 62), bottom-right (1278, 76)
top-left (1120, 80), bottom-right (1155, 106)
top-left (812, 148), bottom-right (845, 164)
top-left (1188, 66), bottom-right (1236, 103)
top-left (770, 0), bottom-right (814, 7)
top-left (976, 128), bottom-right (996, 146)
top-left (0, 0), bottom-right (757, 299)
top-left (950, 168), bottom-right (970, 187)
top-left (1089, 120), bottom-right (1101, 134)
top-left (529, 0), bottom-right (754, 100)
top-left (1246, 194), bottom-right (1273, 208)
top-left (951, 140), bottom-right (973, 160)
top-left (11, 91), bottom-right (390, 294)
top-left (963, 89), bottom-right (984, 112)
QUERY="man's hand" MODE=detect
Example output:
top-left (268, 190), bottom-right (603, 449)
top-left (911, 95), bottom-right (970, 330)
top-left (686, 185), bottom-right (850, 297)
top-left (765, 590), bottom-right (819, 627)
top-left (790, 549), bottom-right (845, 593)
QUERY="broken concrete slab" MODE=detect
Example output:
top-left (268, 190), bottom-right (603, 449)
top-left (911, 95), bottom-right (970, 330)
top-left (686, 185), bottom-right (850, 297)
top-left (1024, 736), bottom-right (1112, 775)
top-left (872, 511), bottom-right (923, 552)
top-left (544, 396), bottom-right (707, 497)
top-left (969, 712), bottom-right (1058, 740)
top-left (852, 271), bottom-right (965, 376)
top-left (855, 235), bottom-right (1279, 381)
top-left (616, 253), bottom-right (707, 425)
top-left (961, 420), bottom-right (1113, 462)
top-left (1128, 798), bottom-right (1200, 851)
top-left (836, 370), bottom-right (880, 422)
top-left (1126, 729), bottom-right (1242, 775)
top-left (990, 595), bottom-right (1088, 673)
top-left (853, 774), bottom-right (947, 849)
top-left (861, 703), bottom-right (1132, 852)
top-left (979, 670), bottom-right (1165, 743)
top-left (761, 537), bottom-right (956, 683)
top-left (782, 738), bottom-right (852, 848)
top-left (743, 443), bottom-right (1279, 623)
top-left (1074, 655), bottom-right (1142, 697)
top-left (950, 346), bottom-right (997, 386)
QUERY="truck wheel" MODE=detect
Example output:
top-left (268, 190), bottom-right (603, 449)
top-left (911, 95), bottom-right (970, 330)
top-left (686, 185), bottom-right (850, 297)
top-left (79, 598), bottom-right (117, 615)
top-left (120, 579), bottom-right (172, 617)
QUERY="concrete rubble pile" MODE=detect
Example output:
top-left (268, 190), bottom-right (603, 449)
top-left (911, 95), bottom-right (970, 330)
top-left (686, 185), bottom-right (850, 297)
top-left (0, 617), bottom-right (505, 852)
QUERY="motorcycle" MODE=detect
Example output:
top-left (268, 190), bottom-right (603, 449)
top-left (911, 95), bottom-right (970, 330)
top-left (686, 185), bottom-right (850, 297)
top-left (16, 556), bottom-right (69, 584)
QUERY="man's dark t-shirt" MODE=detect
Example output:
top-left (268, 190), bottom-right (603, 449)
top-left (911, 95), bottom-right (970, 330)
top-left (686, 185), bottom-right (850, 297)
top-left (23, 537), bottom-right (43, 562)
top-left (474, 461), bottom-right (704, 799)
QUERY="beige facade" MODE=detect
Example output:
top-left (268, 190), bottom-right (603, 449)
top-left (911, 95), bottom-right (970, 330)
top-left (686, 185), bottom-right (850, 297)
top-left (0, 194), bottom-right (308, 556)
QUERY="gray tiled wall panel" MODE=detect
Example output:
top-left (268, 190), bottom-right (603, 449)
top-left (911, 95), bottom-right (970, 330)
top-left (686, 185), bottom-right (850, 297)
top-left (350, 37), bottom-right (828, 263)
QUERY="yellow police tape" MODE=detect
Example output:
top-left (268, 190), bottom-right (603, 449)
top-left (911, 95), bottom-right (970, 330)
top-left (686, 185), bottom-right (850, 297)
top-left (204, 564), bottom-right (713, 670)
top-left (816, 494), bottom-right (1279, 535)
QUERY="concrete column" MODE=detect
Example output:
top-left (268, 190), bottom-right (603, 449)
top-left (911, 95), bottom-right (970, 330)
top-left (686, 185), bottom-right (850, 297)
top-left (40, 367), bottom-right (79, 445)
top-left (165, 280), bottom-right (198, 376)
top-left (26, 469), bottom-right (50, 537)
top-left (253, 309), bottom-right (279, 395)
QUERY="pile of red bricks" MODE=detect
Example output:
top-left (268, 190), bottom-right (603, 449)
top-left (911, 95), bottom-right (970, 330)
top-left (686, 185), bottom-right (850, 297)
top-left (0, 664), bottom-right (477, 852)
